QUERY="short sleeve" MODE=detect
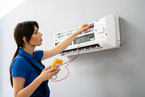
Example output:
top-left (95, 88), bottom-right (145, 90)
top-left (34, 50), bottom-right (43, 60)
top-left (11, 57), bottom-right (31, 79)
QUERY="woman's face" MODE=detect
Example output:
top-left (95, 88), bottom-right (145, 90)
top-left (29, 26), bottom-right (43, 46)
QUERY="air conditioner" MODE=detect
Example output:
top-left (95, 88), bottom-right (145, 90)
top-left (53, 15), bottom-right (121, 56)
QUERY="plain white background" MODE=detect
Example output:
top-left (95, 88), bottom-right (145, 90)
top-left (0, 0), bottom-right (145, 97)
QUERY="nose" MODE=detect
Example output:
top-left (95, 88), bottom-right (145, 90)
top-left (41, 32), bottom-right (43, 36)
top-left (39, 31), bottom-right (43, 36)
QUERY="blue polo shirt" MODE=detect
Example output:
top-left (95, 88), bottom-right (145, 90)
top-left (11, 48), bottom-right (50, 97)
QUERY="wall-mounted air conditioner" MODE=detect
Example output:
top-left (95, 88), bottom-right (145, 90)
top-left (53, 15), bottom-right (121, 56)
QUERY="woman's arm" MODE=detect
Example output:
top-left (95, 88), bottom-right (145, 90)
top-left (13, 66), bottom-right (60, 97)
top-left (13, 77), bottom-right (42, 97)
top-left (42, 24), bottom-right (89, 60)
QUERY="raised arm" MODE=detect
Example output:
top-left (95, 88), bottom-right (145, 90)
top-left (42, 24), bottom-right (90, 60)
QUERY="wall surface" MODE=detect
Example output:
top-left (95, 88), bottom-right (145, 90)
top-left (0, 0), bottom-right (145, 97)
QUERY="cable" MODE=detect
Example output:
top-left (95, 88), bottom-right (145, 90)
top-left (51, 75), bottom-right (57, 80)
top-left (61, 54), bottom-right (79, 66)
top-left (50, 36), bottom-right (81, 82)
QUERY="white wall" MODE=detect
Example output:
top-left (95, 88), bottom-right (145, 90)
top-left (0, 0), bottom-right (145, 97)
top-left (0, 0), bottom-right (26, 19)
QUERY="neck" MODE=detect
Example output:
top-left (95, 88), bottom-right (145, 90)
top-left (22, 45), bottom-right (35, 56)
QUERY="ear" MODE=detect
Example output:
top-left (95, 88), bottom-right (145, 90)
top-left (23, 36), bottom-right (28, 43)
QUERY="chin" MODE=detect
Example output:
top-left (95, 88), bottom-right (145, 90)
top-left (37, 43), bottom-right (42, 46)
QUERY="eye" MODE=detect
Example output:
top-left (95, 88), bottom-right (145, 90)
top-left (34, 31), bottom-right (37, 34)
top-left (34, 30), bottom-right (38, 34)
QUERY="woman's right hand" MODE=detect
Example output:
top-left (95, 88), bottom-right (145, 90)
top-left (38, 66), bottom-right (60, 82)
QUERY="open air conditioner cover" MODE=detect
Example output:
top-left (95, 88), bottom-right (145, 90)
top-left (53, 15), bottom-right (121, 56)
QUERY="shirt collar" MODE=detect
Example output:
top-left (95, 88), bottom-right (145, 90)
top-left (18, 48), bottom-right (34, 59)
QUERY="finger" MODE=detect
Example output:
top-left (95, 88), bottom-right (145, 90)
top-left (84, 23), bottom-right (89, 26)
top-left (83, 24), bottom-right (89, 29)
top-left (51, 69), bottom-right (60, 76)
top-left (52, 66), bottom-right (59, 70)
top-left (51, 68), bottom-right (60, 74)
top-left (44, 66), bottom-right (51, 71)
top-left (49, 66), bottom-right (59, 72)
top-left (82, 24), bottom-right (88, 27)
top-left (84, 26), bottom-right (89, 31)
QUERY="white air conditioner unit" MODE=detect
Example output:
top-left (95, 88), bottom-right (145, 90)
top-left (53, 15), bottom-right (121, 56)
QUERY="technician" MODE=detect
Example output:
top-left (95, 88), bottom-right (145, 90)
top-left (9, 21), bottom-right (89, 97)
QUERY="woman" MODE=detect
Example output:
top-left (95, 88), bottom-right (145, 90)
top-left (9, 21), bottom-right (89, 97)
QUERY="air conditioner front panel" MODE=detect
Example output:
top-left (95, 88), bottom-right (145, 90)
top-left (53, 15), bottom-right (121, 56)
